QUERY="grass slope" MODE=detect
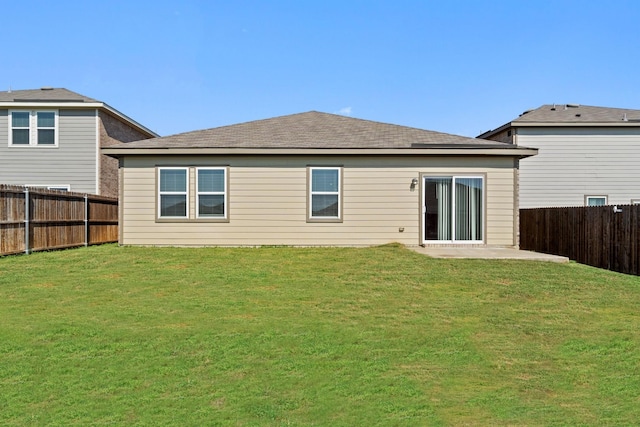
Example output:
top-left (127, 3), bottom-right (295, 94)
top-left (0, 244), bottom-right (639, 426)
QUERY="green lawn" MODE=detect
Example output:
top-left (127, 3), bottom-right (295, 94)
top-left (1, 244), bottom-right (639, 426)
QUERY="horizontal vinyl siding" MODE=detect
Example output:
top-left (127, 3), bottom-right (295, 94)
top-left (518, 127), bottom-right (640, 208)
top-left (0, 109), bottom-right (97, 193)
top-left (121, 155), bottom-right (517, 247)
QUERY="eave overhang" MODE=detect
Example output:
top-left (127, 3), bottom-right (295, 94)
top-left (0, 101), bottom-right (159, 138)
top-left (102, 146), bottom-right (538, 159)
top-left (479, 120), bottom-right (640, 139)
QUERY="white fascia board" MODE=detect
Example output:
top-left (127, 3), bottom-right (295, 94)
top-left (0, 101), bottom-right (159, 138)
top-left (514, 122), bottom-right (640, 127)
top-left (0, 102), bottom-right (104, 108)
top-left (100, 103), bottom-right (159, 138)
top-left (481, 120), bottom-right (640, 139)
top-left (477, 122), bottom-right (513, 139)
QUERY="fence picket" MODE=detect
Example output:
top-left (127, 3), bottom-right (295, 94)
top-left (0, 185), bottom-right (118, 256)
top-left (521, 204), bottom-right (640, 276)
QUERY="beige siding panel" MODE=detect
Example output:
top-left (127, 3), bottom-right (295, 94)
top-left (120, 155), bottom-right (517, 247)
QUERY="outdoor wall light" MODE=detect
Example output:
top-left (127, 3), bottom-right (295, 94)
top-left (410, 178), bottom-right (419, 192)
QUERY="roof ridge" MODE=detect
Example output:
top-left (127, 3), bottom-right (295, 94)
top-left (105, 110), bottom-right (515, 150)
top-left (0, 87), bottom-right (101, 103)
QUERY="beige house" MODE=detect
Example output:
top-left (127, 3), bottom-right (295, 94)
top-left (103, 112), bottom-right (536, 247)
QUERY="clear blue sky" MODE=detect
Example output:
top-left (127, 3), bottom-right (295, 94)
top-left (4, 0), bottom-right (639, 137)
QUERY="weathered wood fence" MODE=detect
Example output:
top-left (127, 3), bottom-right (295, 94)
top-left (0, 185), bottom-right (118, 256)
top-left (520, 204), bottom-right (640, 275)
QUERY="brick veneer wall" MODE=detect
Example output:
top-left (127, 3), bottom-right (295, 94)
top-left (99, 111), bottom-right (154, 198)
top-left (484, 128), bottom-right (514, 144)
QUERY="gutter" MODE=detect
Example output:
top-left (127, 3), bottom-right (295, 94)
top-left (477, 122), bottom-right (513, 139)
top-left (102, 146), bottom-right (538, 158)
top-left (478, 120), bottom-right (640, 139)
top-left (101, 103), bottom-right (159, 138)
top-left (0, 101), bottom-right (159, 139)
top-left (509, 121), bottom-right (640, 128)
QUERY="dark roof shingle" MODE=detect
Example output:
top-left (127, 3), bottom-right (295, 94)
top-left (0, 87), bottom-right (100, 103)
top-left (113, 111), bottom-right (508, 150)
top-left (514, 104), bottom-right (640, 123)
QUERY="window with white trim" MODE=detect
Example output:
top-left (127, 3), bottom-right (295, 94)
top-left (9, 110), bottom-right (58, 146)
top-left (47, 186), bottom-right (70, 192)
top-left (25, 184), bottom-right (70, 192)
top-left (158, 168), bottom-right (188, 218)
top-left (423, 176), bottom-right (484, 242)
top-left (309, 167), bottom-right (341, 221)
top-left (197, 167), bottom-right (227, 219)
top-left (586, 196), bottom-right (607, 206)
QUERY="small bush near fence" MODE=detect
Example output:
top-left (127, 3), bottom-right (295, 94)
top-left (0, 185), bottom-right (118, 256)
top-left (520, 204), bottom-right (640, 275)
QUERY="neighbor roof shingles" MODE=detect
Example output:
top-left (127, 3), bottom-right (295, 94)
top-left (0, 88), bottom-right (100, 103)
top-left (111, 111), bottom-right (511, 150)
top-left (514, 104), bottom-right (640, 123)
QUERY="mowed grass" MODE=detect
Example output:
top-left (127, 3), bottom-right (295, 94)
top-left (1, 244), bottom-right (639, 426)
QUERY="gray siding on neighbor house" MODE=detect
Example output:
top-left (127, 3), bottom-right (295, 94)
top-left (0, 109), bottom-right (97, 193)
top-left (517, 127), bottom-right (640, 208)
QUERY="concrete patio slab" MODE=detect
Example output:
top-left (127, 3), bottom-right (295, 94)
top-left (410, 247), bottom-right (569, 263)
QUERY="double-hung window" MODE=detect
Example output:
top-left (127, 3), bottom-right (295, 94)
top-left (158, 168), bottom-right (188, 219)
top-left (423, 176), bottom-right (484, 243)
top-left (36, 112), bottom-right (56, 145)
top-left (9, 110), bottom-right (58, 146)
top-left (11, 112), bottom-right (30, 145)
top-left (308, 167), bottom-right (342, 221)
top-left (197, 167), bottom-right (227, 219)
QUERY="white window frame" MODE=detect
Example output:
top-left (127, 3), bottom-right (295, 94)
top-left (308, 166), bottom-right (342, 222)
top-left (585, 195), bottom-right (607, 206)
top-left (196, 167), bottom-right (228, 220)
top-left (46, 186), bottom-right (70, 192)
top-left (25, 184), bottom-right (70, 192)
top-left (632, 199), bottom-right (640, 205)
top-left (422, 175), bottom-right (485, 244)
top-left (9, 110), bottom-right (59, 147)
top-left (158, 167), bottom-right (189, 219)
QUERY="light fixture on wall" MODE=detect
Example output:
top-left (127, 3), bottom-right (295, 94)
top-left (410, 178), bottom-right (418, 192)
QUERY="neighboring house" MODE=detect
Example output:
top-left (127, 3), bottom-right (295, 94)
top-left (479, 104), bottom-right (640, 208)
top-left (103, 111), bottom-right (536, 247)
top-left (0, 87), bottom-right (158, 197)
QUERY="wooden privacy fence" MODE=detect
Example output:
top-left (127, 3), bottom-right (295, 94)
top-left (0, 185), bottom-right (118, 256)
top-left (520, 204), bottom-right (640, 275)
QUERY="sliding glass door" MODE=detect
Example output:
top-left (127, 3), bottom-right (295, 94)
top-left (424, 176), bottom-right (483, 243)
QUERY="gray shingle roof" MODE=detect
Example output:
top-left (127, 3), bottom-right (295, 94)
top-left (113, 111), bottom-right (508, 149)
top-left (0, 87), bottom-right (100, 103)
top-left (514, 104), bottom-right (640, 123)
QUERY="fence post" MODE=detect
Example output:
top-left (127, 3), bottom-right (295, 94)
top-left (84, 194), bottom-right (89, 247)
top-left (24, 187), bottom-right (30, 255)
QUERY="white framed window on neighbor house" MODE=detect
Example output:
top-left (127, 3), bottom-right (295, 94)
top-left (9, 110), bottom-right (59, 146)
top-left (308, 167), bottom-right (342, 222)
top-left (631, 199), bottom-right (640, 205)
top-left (423, 176), bottom-right (484, 243)
top-left (158, 167), bottom-right (189, 219)
top-left (46, 186), bottom-right (70, 192)
top-left (585, 195), bottom-right (607, 206)
top-left (196, 167), bottom-right (228, 220)
top-left (25, 185), bottom-right (70, 192)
